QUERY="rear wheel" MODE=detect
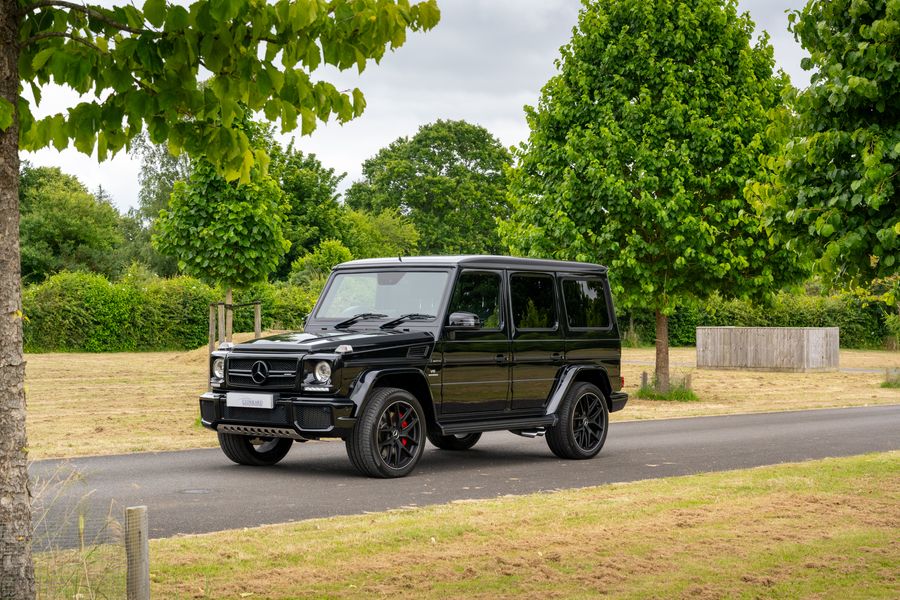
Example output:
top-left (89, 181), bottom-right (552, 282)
top-left (546, 382), bottom-right (609, 460)
top-left (217, 432), bottom-right (293, 466)
top-left (346, 387), bottom-right (426, 478)
top-left (426, 431), bottom-right (482, 451)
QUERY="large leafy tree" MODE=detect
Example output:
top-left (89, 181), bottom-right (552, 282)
top-left (0, 1), bottom-right (439, 596)
top-left (345, 119), bottom-right (511, 254)
top-left (19, 165), bottom-right (124, 281)
top-left (501, 0), bottom-right (806, 391)
top-left (751, 0), bottom-right (899, 286)
top-left (269, 142), bottom-right (347, 279)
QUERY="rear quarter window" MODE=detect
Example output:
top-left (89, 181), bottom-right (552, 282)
top-left (562, 278), bottom-right (611, 329)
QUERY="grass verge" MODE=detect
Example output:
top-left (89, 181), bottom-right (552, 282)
top-left (143, 451), bottom-right (899, 599)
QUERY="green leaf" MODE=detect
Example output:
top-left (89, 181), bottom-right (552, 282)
top-left (0, 98), bottom-right (13, 131)
top-left (32, 48), bottom-right (55, 71)
top-left (143, 0), bottom-right (167, 28)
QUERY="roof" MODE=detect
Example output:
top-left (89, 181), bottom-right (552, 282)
top-left (334, 255), bottom-right (608, 273)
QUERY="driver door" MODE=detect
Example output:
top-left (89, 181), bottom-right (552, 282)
top-left (439, 270), bottom-right (510, 415)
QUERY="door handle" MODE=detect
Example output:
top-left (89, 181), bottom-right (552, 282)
top-left (495, 354), bottom-right (507, 364)
top-left (551, 352), bottom-right (563, 363)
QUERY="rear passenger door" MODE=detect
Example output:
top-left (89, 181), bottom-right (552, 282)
top-left (509, 272), bottom-right (565, 412)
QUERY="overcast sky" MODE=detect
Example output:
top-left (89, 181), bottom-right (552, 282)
top-left (22, 0), bottom-right (808, 213)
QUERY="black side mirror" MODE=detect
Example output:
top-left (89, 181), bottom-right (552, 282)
top-left (447, 311), bottom-right (482, 329)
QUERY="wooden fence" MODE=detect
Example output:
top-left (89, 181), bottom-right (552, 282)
top-left (696, 326), bottom-right (840, 372)
top-left (208, 300), bottom-right (262, 353)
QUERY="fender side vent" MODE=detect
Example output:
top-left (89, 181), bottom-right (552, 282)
top-left (407, 345), bottom-right (430, 359)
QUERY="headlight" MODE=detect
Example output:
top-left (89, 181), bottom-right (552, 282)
top-left (212, 358), bottom-right (225, 379)
top-left (313, 361), bottom-right (332, 383)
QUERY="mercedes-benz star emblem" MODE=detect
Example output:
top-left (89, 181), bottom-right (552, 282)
top-left (250, 361), bottom-right (269, 384)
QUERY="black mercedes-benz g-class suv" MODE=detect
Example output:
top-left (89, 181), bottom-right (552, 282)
top-left (200, 255), bottom-right (627, 478)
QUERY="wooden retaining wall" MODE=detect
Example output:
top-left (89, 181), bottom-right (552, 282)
top-left (696, 327), bottom-right (840, 372)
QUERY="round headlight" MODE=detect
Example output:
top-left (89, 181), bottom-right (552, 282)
top-left (212, 358), bottom-right (225, 379)
top-left (313, 361), bottom-right (332, 383)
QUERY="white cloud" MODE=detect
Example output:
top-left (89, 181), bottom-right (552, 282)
top-left (22, 0), bottom-right (808, 212)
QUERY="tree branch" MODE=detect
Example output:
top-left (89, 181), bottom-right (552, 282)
top-left (24, 0), bottom-right (158, 35)
top-left (24, 31), bottom-right (102, 52)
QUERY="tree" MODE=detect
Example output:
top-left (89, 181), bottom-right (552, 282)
top-left (19, 166), bottom-right (124, 282)
top-left (343, 207), bottom-right (419, 259)
top-left (345, 119), bottom-right (511, 254)
top-left (269, 142), bottom-right (347, 279)
top-left (500, 0), bottom-right (806, 392)
top-left (131, 132), bottom-right (192, 223)
top-left (751, 0), bottom-right (899, 287)
top-left (289, 238), bottom-right (353, 288)
top-left (0, 1), bottom-right (440, 595)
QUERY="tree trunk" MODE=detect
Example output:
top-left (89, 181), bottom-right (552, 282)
top-left (0, 1), bottom-right (36, 597)
top-left (654, 309), bottom-right (670, 393)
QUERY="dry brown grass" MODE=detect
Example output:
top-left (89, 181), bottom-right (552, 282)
top-left (618, 347), bottom-right (900, 421)
top-left (24, 344), bottom-right (900, 460)
top-left (147, 452), bottom-right (900, 599)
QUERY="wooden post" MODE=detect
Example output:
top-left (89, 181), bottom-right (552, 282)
top-left (640, 371), bottom-right (649, 389)
top-left (225, 287), bottom-right (233, 343)
top-left (125, 506), bottom-right (150, 600)
top-left (208, 304), bottom-right (216, 354)
top-left (254, 301), bottom-right (262, 339)
top-left (217, 302), bottom-right (225, 345)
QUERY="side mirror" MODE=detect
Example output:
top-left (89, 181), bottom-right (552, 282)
top-left (447, 311), bottom-right (482, 329)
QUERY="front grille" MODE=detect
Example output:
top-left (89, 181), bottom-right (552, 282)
top-left (227, 356), bottom-right (299, 390)
top-left (297, 405), bottom-right (333, 430)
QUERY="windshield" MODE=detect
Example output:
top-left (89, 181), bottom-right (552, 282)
top-left (314, 271), bottom-right (451, 321)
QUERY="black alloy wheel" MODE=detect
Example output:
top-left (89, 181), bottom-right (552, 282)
top-left (546, 381), bottom-right (609, 460)
top-left (217, 432), bottom-right (293, 466)
top-left (347, 387), bottom-right (426, 478)
top-left (426, 431), bottom-right (482, 451)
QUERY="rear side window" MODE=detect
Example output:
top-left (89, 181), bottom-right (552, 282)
top-left (510, 273), bottom-right (557, 329)
top-left (563, 278), bottom-right (610, 329)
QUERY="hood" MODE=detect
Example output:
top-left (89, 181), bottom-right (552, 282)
top-left (230, 328), bottom-right (435, 354)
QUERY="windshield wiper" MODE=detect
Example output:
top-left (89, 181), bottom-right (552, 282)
top-left (380, 313), bottom-right (436, 329)
top-left (334, 312), bottom-right (388, 329)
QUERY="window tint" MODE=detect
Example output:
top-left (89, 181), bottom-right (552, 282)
top-left (510, 273), bottom-right (557, 329)
top-left (563, 279), bottom-right (610, 329)
top-left (447, 271), bottom-right (502, 328)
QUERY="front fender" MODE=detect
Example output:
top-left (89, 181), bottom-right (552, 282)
top-left (348, 368), bottom-right (434, 412)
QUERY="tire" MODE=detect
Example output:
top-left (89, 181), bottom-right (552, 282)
top-left (546, 382), bottom-right (609, 460)
top-left (346, 387), bottom-right (426, 478)
top-left (217, 432), bottom-right (293, 466)
top-left (426, 431), bottom-right (482, 451)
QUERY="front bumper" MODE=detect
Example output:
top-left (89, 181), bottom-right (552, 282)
top-left (199, 392), bottom-right (357, 439)
top-left (609, 391), bottom-right (628, 413)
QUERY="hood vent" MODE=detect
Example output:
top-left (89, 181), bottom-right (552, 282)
top-left (407, 345), bottom-right (430, 359)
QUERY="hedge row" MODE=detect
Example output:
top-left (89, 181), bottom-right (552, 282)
top-left (23, 272), bottom-right (894, 352)
top-left (23, 272), bottom-right (318, 352)
top-left (619, 292), bottom-right (891, 349)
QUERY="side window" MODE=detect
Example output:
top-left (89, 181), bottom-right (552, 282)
top-left (510, 273), bottom-right (557, 330)
top-left (563, 278), bottom-right (610, 329)
top-left (447, 271), bottom-right (502, 328)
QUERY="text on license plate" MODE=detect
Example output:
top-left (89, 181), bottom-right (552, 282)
top-left (226, 392), bottom-right (274, 409)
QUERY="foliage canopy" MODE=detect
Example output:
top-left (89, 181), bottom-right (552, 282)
top-left (502, 0), bottom-right (805, 314)
top-left (346, 119), bottom-right (511, 254)
top-left (750, 0), bottom-right (899, 286)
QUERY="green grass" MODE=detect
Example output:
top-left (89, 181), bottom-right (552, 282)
top-left (635, 383), bottom-right (699, 401)
top-left (145, 452), bottom-right (899, 599)
top-left (881, 369), bottom-right (900, 389)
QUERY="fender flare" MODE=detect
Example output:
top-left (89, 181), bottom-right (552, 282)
top-left (348, 368), bottom-right (434, 412)
top-left (544, 364), bottom-right (612, 416)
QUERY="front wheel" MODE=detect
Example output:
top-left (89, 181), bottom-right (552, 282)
top-left (346, 387), bottom-right (426, 478)
top-left (217, 432), bottom-right (293, 466)
top-left (427, 431), bottom-right (482, 451)
top-left (546, 382), bottom-right (609, 460)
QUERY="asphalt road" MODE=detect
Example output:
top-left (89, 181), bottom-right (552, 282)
top-left (30, 405), bottom-right (900, 549)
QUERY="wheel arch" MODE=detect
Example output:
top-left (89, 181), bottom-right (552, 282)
top-left (546, 365), bottom-right (613, 416)
top-left (349, 368), bottom-right (438, 430)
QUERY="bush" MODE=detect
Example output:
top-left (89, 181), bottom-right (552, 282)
top-left (618, 292), bottom-right (890, 350)
top-left (23, 272), bottom-right (321, 352)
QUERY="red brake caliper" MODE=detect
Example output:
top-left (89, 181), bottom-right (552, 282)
top-left (401, 420), bottom-right (408, 446)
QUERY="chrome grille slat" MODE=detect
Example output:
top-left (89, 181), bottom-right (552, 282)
top-left (226, 355), bottom-right (300, 390)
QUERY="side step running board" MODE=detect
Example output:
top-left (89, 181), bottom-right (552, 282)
top-left (439, 415), bottom-right (557, 436)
